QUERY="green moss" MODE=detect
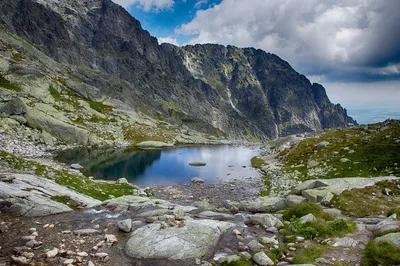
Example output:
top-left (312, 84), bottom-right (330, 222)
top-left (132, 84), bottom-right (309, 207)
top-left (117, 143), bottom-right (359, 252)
top-left (0, 151), bottom-right (136, 201)
top-left (362, 240), bottom-right (400, 266)
top-left (0, 74), bottom-right (22, 92)
top-left (283, 202), bottom-right (333, 221)
top-left (331, 179), bottom-right (400, 217)
top-left (292, 245), bottom-right (333, 264)
top-left (85, 99), bottom-right (113, 114)
top-left (12, 53), bottom-right (24, 62)
top-left (49, 85), bottom-right (61, 101)
top-left (50, 195), bottom-right (81, 210)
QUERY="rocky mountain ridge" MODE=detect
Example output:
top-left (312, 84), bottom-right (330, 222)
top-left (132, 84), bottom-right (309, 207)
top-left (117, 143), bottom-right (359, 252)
top-left (0, 0), bottom-right (355, 145)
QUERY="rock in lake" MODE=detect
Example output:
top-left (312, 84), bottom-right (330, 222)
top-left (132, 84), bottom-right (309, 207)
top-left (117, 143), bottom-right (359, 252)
top-left (125, 219), bottom-right (234, 260)
top-left (191, 177), bottom-right (205, 184)
top-left (189, 162), bottom-right (207, 167)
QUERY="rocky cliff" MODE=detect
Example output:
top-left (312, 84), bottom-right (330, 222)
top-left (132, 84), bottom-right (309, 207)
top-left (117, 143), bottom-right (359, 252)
top-left (0, 0), bottom-right (355, 144)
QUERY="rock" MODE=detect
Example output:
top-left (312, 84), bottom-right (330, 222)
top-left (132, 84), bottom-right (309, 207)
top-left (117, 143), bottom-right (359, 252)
top-left (253, 252), bottom-right (274, 266)
top-left (374, 214), bottom-right (399, 233)
top-left (219, 255), bottom-right (241, 264)
top-left (232, 229), bottom-right (241, 235)
top-left (307, 160), bottom-right (319, 168)
top-left (248, 240), bottom-right (264, 252)
top-left (137, 141), bottom-right (174, 148)
top-left (21, 236), bottom-right (35, 241)
top-left (295, 236), bottom-right (305, 243)
top-left (240, 252), bottom-right (252, 260)
top-left (105, 234), bottom-right (118, 244)
top-left (333, 237), bottom-right (358, 248)
top-left (95, 253), bottom-right (109, 258)
top-left (88, 261), bottom-right (95, 266)
top-left (125, 219), bottom-right (234, 260)
top-left (374, 232), bottom-right (400, 248)
top-left (316, 141), bottom-right (329, 148)
top-left (63, 259), bottom-right (74, 265)
top-left (260, 237), bottom-right (279, 245)
top-left (285, 195), bottom-right (306, 207)
top-left (189, 162), bottom-right (207, 167)
top-left (191, 177), bottom-right (205, 184)
top-left (73, 229), bottom-right (100, 235)
top-left (0, 97), bottom-right (27, 115)
top-left (70, 163), bottom-right (84, 170)
top-left (45, 248), bottom-right (59, 258)
top-left (226, 197), bottom-right (286, 213)
top-left (248, 213), bottom-right (283, 228)
top-left (315, 258), bottom-right (331, 264)
top-left (10, 255), bottom-right (28, 265)
top-left (321, 192), bottom-right (334, 205)
top-left (299, 214), bottom-right (317, 224)
top-left (77, 251), bottom-right (88, 257)
top-left (339, 158), bottom-right (350, 163)
top-left (116, 178), bottom-right (129, 184)
top-left (117, 218), bottom-right (132, 233)
top-left (26, 240), bottom-right (42, 248)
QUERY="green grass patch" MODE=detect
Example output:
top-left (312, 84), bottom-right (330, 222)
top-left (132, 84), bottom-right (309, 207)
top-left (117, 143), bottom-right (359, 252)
top-left (331, 180), bottom-right (400, 217)
top-left (0, 151), bottom-right (136, 201)
top-left (48, 85), bottom-right (61, 101)
top-left (251, 156), bottom-right (264, 168)
top-left (220, 259), bottom-right (252, 266)
top-left (85, 99), bottom-right (113, 114)
top-left (292, 245), bottom-right (333, 264)
top-left (362, 240), bottom-right (400, 266)
top-left (50, 195), bottom-right (81, 210)
top-left (283, 202), bottom-right (334, 221)
top-left (279, 120), bottom-right (400, 181)
top-left (283, 218), bottom-right (356, 240)
top-left (0, 74), bottom-right (22, 92)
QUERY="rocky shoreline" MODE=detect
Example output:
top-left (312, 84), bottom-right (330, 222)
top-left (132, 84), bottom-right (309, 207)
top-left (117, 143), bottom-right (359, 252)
top-left (1, 127), bottom-right (400, 266)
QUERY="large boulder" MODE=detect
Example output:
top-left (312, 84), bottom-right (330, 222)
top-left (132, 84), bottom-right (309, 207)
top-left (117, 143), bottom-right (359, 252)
top-left (0, 97), bottom-right (27, 115)
top-left (24, 106), bottom-right (97, 145)
top-left (125, 219), bottom-right (235, 260)
top-left (225, 197), bottom-right (286, 213)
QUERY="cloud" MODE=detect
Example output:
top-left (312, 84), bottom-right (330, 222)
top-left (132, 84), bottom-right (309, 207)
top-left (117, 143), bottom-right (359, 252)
top-left (157, 36), bottom-right (180, 46)
top-left (195, 0), bottom-right (209, 8)
top-left (176, 0), bottom-right (400, 82)
top-left (113, 0), bottom-right (174, 11)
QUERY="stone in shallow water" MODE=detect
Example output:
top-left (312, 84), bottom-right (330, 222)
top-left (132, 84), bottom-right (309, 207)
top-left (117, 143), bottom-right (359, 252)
top-left (125, 219), bottom-right (234, 260)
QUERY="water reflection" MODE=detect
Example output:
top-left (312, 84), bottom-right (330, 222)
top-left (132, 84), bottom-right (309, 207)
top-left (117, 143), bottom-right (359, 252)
top-left (56, 145), bottom-right (260, 187)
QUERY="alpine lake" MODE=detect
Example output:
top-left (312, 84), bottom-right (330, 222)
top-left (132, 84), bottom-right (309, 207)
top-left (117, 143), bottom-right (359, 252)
top-left (55, 145), bottom-right (261, 187)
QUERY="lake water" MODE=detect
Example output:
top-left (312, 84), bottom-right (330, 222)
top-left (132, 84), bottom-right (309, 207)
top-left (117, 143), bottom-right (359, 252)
top-left (55, 145), bottom-right (261, 187)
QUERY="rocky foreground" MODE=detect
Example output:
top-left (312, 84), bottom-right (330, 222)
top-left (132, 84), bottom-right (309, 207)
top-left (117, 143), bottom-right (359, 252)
top-left (1, 125), bottom-right (400, 266)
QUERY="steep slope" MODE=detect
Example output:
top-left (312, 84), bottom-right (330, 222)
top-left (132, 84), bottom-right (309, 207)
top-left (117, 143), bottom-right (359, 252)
top-left (0, 0), bottom-right (355, 144)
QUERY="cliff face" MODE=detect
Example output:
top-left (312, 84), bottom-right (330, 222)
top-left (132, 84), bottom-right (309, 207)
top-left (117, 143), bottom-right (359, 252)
top-left (0, 0), bottom-right (355, 141)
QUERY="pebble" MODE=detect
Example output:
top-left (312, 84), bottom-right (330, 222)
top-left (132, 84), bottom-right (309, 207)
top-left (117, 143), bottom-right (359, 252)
top-left (28, 228), bottom-right (36, 233)
top-left (22, 235), bottom-right (36, 241)
top-left (104, 234), bottom-right (118, 244)
top-left (95, 252), bottom-right (109, 258)
top-left (88, 262), bottom-right (95, 266)
top-left (63, 259), bottom-right (74, 265)
top-left (22, 252), bottom-right (35, 259)
top-left (45, 248), bottom-right (59, 258)
top-left (26, 240), bottom-right (42, 248)
top-left (232, 229), bottom-right (241, 235)
top-left (10, 256), bottom-right (27, 264)
top-left (77, 251), bottom-right (89, 257)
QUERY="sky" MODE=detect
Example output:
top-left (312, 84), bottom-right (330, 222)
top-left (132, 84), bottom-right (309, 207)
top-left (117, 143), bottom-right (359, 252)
top-left (112, 0), bottom-right (400, 124)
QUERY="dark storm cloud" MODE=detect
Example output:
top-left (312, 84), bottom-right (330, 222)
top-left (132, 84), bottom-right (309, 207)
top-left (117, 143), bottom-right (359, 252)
top-left (176, 0), bottom-right (400, 82)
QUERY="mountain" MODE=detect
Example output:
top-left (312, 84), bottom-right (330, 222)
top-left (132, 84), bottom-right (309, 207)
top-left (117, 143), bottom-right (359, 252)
top-left (0, 0), bottom-right (355, 144)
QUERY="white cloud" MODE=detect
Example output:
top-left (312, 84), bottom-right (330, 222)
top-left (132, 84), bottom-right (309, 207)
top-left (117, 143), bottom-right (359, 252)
top-left (195, 0), bottom-right (208, 8)
top-left (157, 36), bottom-right (180, 46)
top-left (113, 0), bottom-right (174, 11)
top-left (175, 0), bottom-right (400, 79)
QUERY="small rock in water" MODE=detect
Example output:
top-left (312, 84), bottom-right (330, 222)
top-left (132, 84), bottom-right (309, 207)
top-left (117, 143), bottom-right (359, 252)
top-left (191, 177), bottom-right (205, 184)
top-left (117, 219), bottom-right (132, 233)
top-left (189, 162), bottom-right (207, 167)
top-left (104, 234), bottom-right (118, 244)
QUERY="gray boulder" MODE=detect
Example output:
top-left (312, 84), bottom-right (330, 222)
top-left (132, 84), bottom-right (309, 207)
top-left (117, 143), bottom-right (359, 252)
top-left (117, 219), bottom-right (132, 233)
top-left (0, 97), bottom-right (27, 115)
top-left (226, 197), bottom-right (286, 213)
top-left (248, 214), bottom-right (283, 228)
top-left (374, 232), bottom-right (400, 248)
top-left (125, 219), bottom-right (234, 260)
top-left (299, 213), bottom-right (317, 224)
top-left (285, 195), bottom-right (306, 207)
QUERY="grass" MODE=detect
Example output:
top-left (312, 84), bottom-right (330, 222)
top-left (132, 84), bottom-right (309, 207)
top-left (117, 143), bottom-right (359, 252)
top-left (331, 179), bottom-right (400, 217)
top-left (85, 99), bottom-right (113, 114)
top-left (0, 74), bottom-right (22, 92)
top-left (362, 240), bottom-right (400, 266)
top-left (251, 156), bottom-right (264, 168)
top-left (282, 202), bottom-right (334, 221)
top-left (220, 259), bottom-right (252, 266)
top-left (50, 195), bottom-right (81, 210)
top-left (278, 120), bottom-right (400, 181)
top-left (292, 245), bottom-right (333, 264)
top-left (0, 151), bottom-right (136, 201)
top-left (282, 203), bottom-right (356, 240)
